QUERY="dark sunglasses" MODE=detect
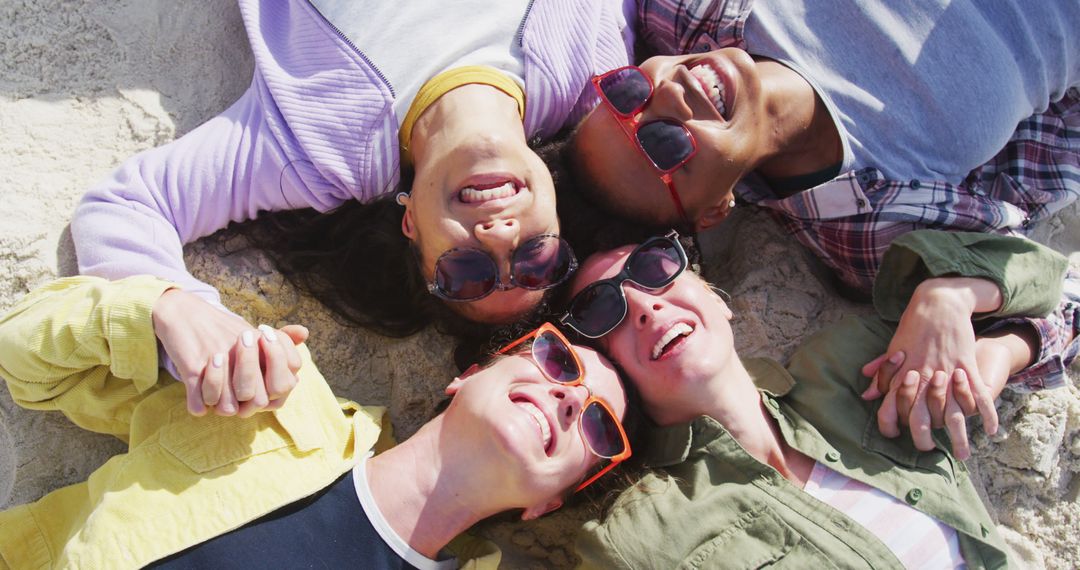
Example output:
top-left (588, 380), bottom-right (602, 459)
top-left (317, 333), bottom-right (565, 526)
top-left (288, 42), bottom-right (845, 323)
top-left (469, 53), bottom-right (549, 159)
top-left (467, 323), bottom-right (631, 492)
top-left (427, 234), bottom-right (578, 302)
top-left (560, 231), bottom-right (688, 338)
top-left (592, 66), bottom-right (698, 226)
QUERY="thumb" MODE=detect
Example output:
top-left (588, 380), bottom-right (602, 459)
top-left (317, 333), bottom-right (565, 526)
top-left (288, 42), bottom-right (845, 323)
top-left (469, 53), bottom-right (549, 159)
top-left (279, 324), bottom-right (310, 346)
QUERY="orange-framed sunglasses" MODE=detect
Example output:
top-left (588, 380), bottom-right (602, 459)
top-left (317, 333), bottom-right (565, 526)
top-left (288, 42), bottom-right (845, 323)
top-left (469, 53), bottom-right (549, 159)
top-left (591, 65), bottom-right (698, 228)
top-left (492, 322), bottom-right (631, 493)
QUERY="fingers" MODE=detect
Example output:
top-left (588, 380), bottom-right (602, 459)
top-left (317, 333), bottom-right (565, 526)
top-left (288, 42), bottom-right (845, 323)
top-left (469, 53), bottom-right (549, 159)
top-left (201, 353), bottom-right (226, 408)
top-left (950, 367), bottom-right (978, 416)
top-left (233, 330), bottom-right (269, 418)
top-left (183, 372), bottom-right (207, 417)
top-left (945, 371), bottom-right (971, 460)
top-left (277, 325), bottom-right (305, 374)
top-left (861, 353), bottom-right (889, 400)
top-left (908, 371), bottom-right (943, 452)
top-left (874, 351), bottom-right (906, 396)
top-left (965, 367), bottom-right (999, 436)
top-left (926, 370), bottom-right (949, 429)
top-left (877, 380), bottom-right (901, 438)
top-left (895, 369), bottom-right (924, 426)
top-left (258, 325), bottom-right (298, 401)
top-left (280, 324), bottom-right (309, 346)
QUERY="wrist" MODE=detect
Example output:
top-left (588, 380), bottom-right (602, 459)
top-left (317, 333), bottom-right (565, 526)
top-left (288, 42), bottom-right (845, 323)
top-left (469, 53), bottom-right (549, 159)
top-left (913, 277), bottom-right (1002, 315)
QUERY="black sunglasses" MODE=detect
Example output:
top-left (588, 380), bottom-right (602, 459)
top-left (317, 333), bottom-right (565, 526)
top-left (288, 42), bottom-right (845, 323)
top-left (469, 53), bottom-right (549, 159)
top-left (428, 233), bottom-right (578, 302)
top-left (560, 231), bottom-right (687, 338)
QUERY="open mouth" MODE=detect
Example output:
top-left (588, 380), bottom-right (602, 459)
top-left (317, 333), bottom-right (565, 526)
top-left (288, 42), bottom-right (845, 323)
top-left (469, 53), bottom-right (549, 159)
top-left (651, 322), bottom-right (694, 360)
top-left (512, 396), bottom-right (554, 455)
top-left (689, 63), bottom-right (730, 120)
top-left (458, 177), bottom-right (523, 204)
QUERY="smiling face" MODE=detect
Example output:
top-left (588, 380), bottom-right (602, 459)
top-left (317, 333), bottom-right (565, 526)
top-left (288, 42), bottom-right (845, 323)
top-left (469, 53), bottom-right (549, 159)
top-left (573, 49), bottom-right (777, 230)
top-left (569, 246), bottom-right (735, 424)
top-left (402, 85), bottom-right (561, 324)
top-left (444, 343), bottom-right (626, 516)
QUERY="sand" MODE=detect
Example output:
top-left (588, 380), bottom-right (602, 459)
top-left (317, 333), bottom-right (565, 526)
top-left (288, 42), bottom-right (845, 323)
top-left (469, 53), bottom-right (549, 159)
top-left (1, 1), bottom-right (1077, 567)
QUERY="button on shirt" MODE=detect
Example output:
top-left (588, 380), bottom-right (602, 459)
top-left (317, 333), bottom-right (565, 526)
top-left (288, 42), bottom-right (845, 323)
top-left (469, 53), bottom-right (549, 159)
top-left (636, 0), bottom-right (1080, 295)
top-left (576, 231), bottom-right (1076, 570)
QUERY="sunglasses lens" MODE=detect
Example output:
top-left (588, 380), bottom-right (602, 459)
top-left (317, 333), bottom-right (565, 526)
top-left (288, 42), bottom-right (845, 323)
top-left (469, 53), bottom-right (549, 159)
top-left (581, 401), bottom-right (625, 459)
top-left (598, 67), bottom-right (652, 115)
top-left (636, 120), bottom-right (695, 171)
top-left (628, 238), bottom-right (685, 287)
top-left (533, 330), bottom-right (580, 383)
top-left (434, 250), bottom-right (497, 300)
top-left (567, 282), bottom-right (624, 337)
top-left (512, 236), bottom-right (576, 290)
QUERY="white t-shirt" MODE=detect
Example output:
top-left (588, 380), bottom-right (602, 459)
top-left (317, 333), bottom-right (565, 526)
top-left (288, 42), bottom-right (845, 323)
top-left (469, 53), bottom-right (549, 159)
top-left (310, 0), bottom-right (530, 127)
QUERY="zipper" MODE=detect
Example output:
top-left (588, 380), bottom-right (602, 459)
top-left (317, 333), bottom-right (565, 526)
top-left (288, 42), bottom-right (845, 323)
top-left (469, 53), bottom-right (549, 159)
top-left (515, 0), bottom-right (537, 47)
top-left (305, 1), bottom-right (395, 97)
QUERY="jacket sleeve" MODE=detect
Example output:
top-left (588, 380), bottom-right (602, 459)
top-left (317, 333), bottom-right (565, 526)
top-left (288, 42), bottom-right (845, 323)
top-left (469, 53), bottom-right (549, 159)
top-left (0, 276), bottom-right (176, 437)
top-left (70, 83), bottom-right (346, 314)
top-left (872, 230), bottom-right (1077, 390)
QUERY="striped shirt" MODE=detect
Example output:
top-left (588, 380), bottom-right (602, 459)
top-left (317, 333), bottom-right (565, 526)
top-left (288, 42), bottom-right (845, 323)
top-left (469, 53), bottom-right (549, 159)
top-left (804, 462), bottom-right (965, 569)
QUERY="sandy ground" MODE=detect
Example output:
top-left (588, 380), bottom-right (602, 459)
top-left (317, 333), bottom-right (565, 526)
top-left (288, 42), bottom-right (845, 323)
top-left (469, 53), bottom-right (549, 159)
top-left (1, 1), bottom-right (1078, 568)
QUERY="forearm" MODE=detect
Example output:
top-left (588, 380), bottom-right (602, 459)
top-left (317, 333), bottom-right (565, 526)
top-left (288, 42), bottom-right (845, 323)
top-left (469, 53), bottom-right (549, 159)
top-left (874, 231), bottom-right (1067, 322)
top-left (72, 87), bottom-right (322, 310)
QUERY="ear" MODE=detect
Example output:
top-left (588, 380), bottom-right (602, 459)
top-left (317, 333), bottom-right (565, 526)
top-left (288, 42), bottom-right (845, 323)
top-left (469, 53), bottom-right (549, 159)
top-left (400, 196), bottom-right (417, 240)
top-left (694, 195), bottom-right (736, 231)
top-left (445, 364), bottom-right (481, 395)
top-left (520, 498), bottom-right (563, 521)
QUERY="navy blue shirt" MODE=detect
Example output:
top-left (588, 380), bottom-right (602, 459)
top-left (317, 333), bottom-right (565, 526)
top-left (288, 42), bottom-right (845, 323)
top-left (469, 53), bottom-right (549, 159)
top-left (148, 471), bottom-right (416, 569)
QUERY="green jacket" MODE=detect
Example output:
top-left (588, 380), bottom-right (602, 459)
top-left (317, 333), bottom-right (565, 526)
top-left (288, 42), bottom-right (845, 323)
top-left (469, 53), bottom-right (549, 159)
top-left (577, 231), bottom-right (1068, 569)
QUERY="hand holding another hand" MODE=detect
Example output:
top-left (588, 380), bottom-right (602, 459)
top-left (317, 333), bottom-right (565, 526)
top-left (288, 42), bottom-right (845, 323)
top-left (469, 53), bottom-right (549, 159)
top-left (860, 277), bottom-right (1006, 459)
top-left (152, 289), bottom-right (309, 417)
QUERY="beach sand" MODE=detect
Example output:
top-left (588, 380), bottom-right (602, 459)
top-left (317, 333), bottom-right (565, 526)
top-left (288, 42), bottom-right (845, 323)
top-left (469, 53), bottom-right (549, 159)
top-left (1, 2), bottom-right (1077, 567)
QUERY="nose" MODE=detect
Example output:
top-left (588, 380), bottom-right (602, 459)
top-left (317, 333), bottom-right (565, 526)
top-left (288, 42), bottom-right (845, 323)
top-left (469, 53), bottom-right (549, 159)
top-left (643, 69), bottom-right (694, 123)
top-left (474, 219), bottom-right (521, 285)
top-left (474, 218), bottom-right (521, 249)
top-left (623, 282), bottom-right (664, 329)
top-left (550, 382), bottom-right (590, 429)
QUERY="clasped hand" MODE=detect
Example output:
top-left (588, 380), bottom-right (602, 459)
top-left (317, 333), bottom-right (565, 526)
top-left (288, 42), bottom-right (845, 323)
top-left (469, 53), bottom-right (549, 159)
top-left (153, 289), bottom-right (308, 417)
top-left (860, 278), bottom-right (1010, 459)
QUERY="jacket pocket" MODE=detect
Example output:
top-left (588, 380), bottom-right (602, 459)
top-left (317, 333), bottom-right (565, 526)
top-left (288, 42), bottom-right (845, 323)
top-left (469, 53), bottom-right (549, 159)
top-left (862, 417), bottom-right (956, 481)
top-left (677, 505), bottom-right (840, 570)
top-left (159, 409), bottom-right (294, 473)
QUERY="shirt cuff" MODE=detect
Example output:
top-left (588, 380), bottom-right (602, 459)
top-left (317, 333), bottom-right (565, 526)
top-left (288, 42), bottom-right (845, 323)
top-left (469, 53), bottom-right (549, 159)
top-left (984, 269), bottom-right (1080, 392)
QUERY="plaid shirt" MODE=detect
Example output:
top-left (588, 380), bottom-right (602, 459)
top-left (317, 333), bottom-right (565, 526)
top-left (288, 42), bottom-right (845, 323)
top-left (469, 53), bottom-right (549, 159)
top-left (638, 0), bottom-right (1080, 390)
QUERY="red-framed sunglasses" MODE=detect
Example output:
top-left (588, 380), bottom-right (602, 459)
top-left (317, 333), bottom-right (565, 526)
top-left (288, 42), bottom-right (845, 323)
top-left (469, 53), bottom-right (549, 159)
top-left (591, 66), bottom-right (698, 226)
top-left (475, 322), bottom-right (631, 492)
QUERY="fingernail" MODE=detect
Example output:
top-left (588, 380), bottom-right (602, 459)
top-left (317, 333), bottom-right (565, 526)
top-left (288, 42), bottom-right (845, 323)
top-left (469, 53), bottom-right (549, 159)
top-left (889, 352), bottom-right (904, 364)
top-left (258, 324), bottom-right (278, 343)
top-left (242, 330), bottom-right (255, 347)
top-left (212, 353), bottom-right (224, 368)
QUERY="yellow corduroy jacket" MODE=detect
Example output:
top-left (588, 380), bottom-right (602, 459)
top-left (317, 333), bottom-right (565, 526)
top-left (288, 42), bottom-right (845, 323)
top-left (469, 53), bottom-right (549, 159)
top-left (0, 276), bottom-right (497, 569)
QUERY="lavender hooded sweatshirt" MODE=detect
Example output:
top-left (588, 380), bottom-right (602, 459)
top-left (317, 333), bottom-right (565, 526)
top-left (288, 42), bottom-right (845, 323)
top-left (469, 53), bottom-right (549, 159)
top-left (72, 0), bottom-right (634, 317)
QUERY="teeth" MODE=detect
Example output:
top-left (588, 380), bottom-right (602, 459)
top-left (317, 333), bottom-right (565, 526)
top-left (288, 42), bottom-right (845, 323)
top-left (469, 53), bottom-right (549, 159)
top-left (460, 181), bottom-right (517, 203)
top-left (517, 400), bottom-right (552, 451)
top-left (690, 64), bottom-right (727, 118)
top-left (652, 322), bottom-right (693, 360)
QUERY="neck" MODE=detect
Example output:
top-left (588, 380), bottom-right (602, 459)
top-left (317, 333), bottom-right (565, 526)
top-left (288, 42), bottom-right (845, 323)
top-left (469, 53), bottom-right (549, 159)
top-left (409, 83), bottom-right (524, 166)
top-left (665, 357), bottom-right (811, 485)
top-left (364, 414), bottom-right (515, 558)
top-left (753, 58), bottom-right (842, 183)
